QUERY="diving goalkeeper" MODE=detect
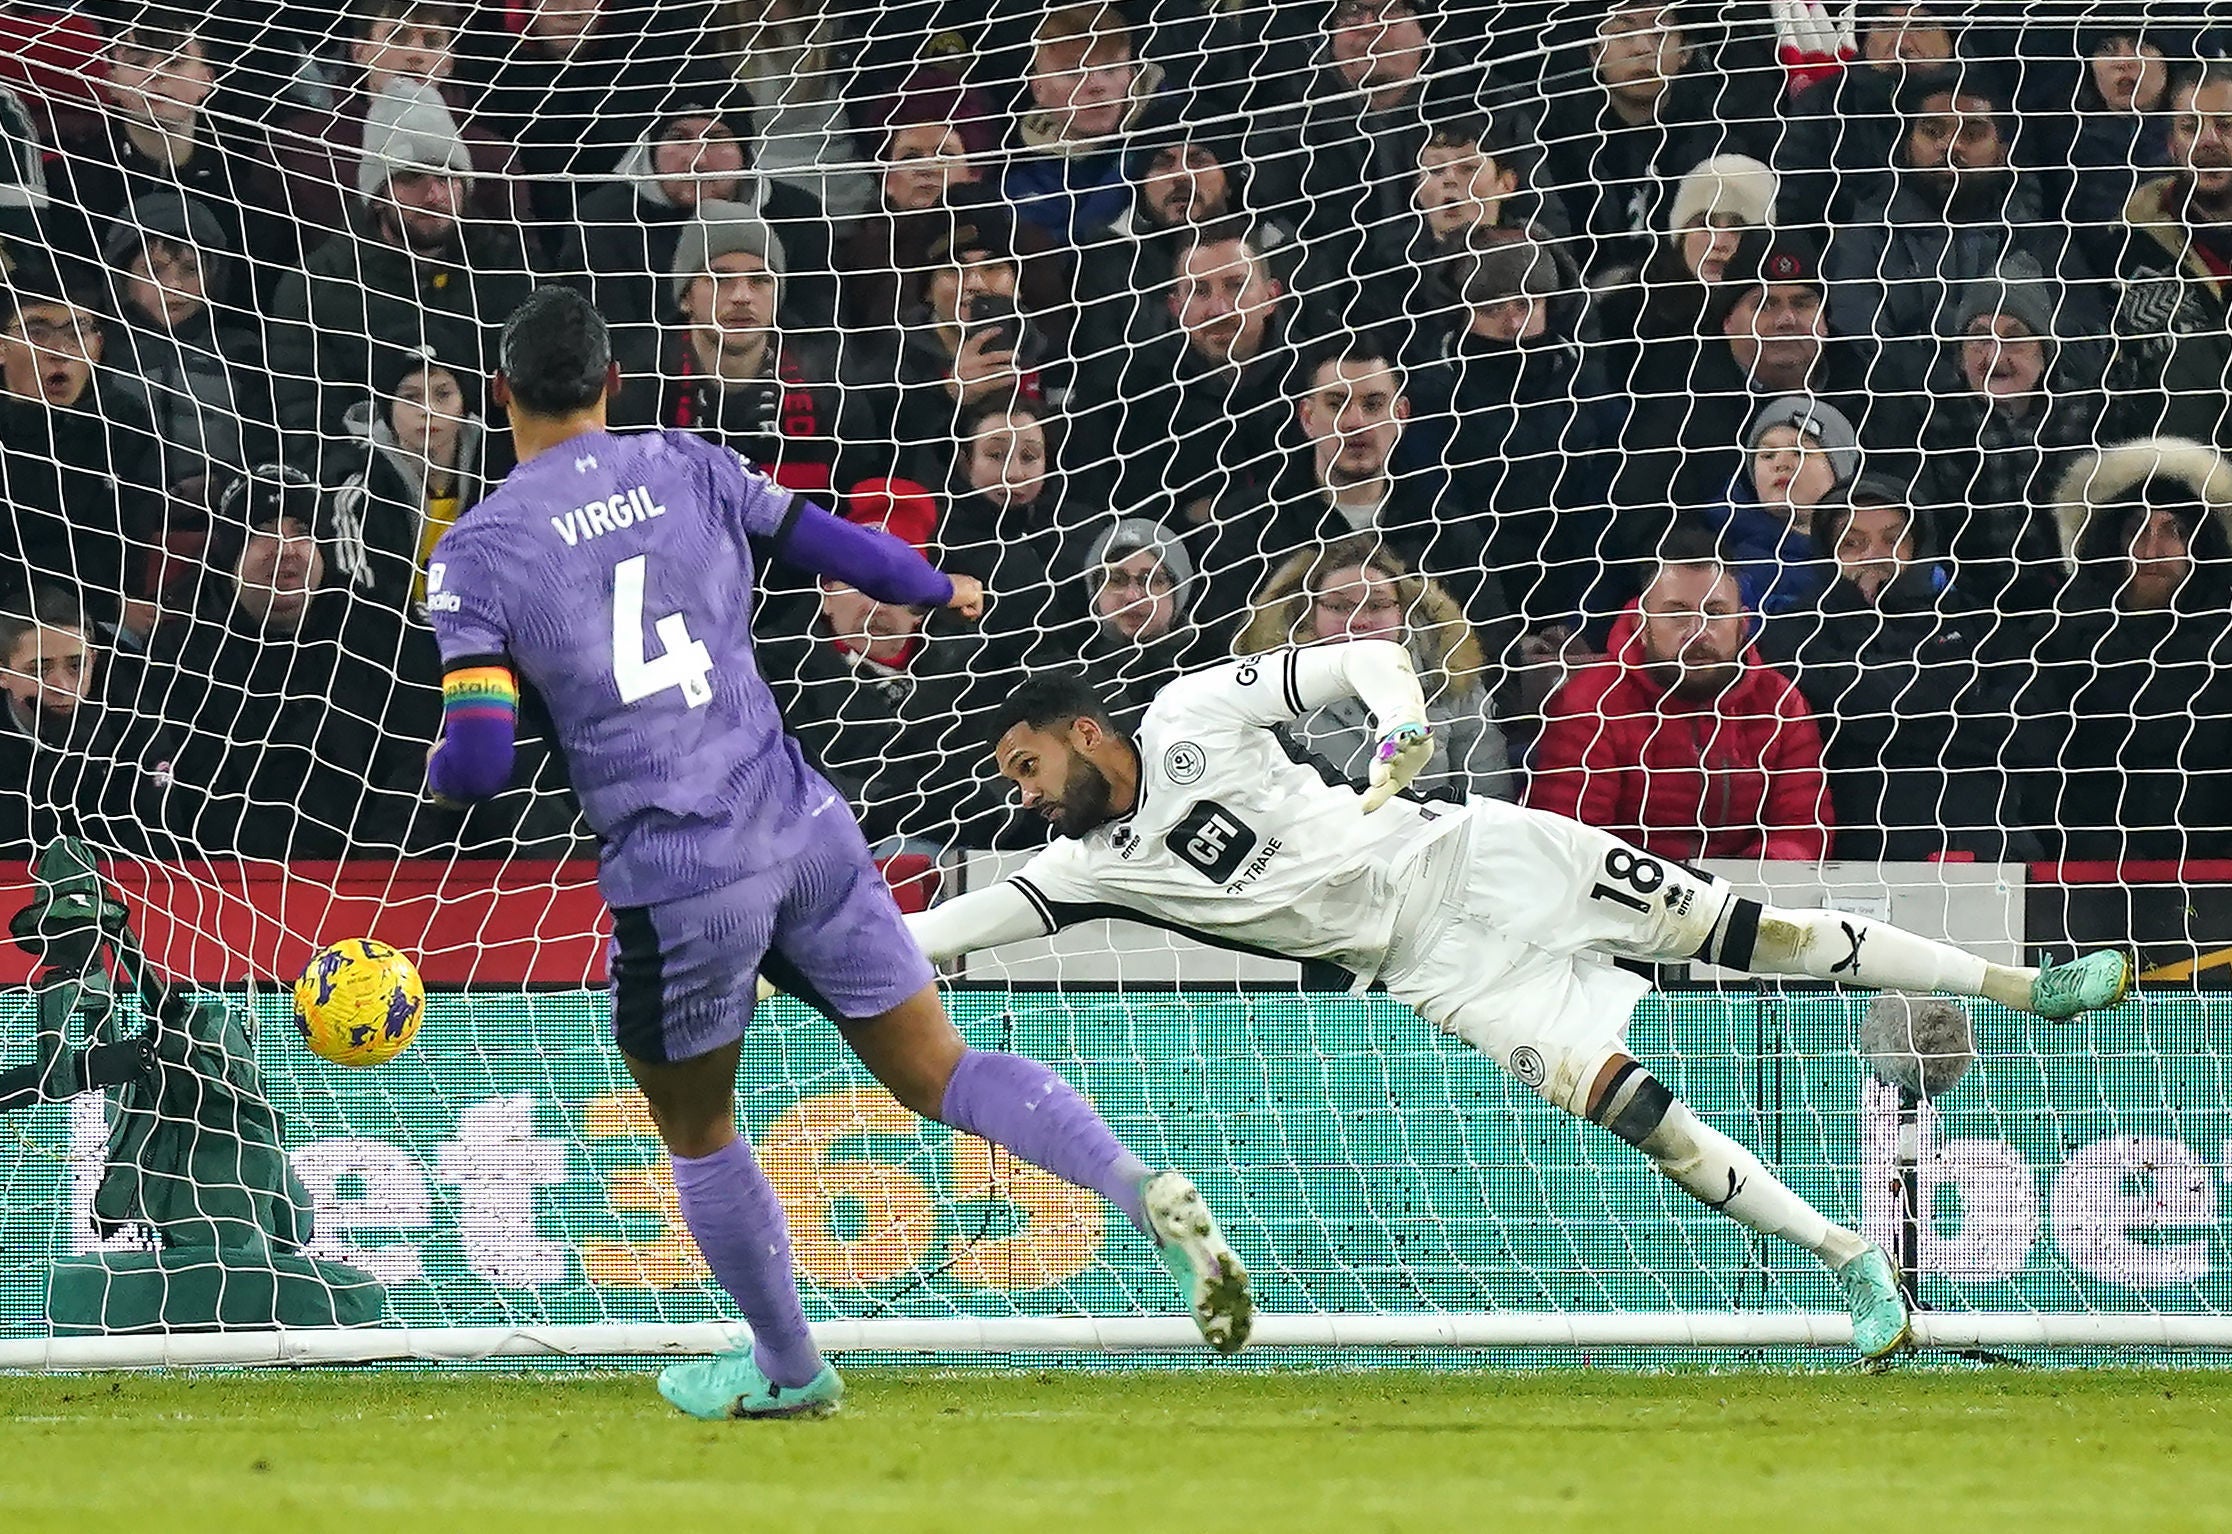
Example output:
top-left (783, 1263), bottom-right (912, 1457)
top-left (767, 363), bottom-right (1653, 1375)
top-left (902, 642), bottom-right (2133, 1360)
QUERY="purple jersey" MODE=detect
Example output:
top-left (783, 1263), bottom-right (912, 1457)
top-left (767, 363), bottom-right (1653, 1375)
top-left (427, 428), bottom-right (836, 907)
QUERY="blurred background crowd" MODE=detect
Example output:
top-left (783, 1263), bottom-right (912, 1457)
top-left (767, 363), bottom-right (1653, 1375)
top-left (0, 0), bottom-right (2228, 872)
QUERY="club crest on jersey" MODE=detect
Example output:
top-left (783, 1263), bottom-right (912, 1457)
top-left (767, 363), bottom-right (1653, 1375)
top-left (1162, 740), bottom-right (1207, 785)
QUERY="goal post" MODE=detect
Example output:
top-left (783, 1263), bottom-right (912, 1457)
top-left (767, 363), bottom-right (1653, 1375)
top-left (4, 3), bottom-right (2232, 1367)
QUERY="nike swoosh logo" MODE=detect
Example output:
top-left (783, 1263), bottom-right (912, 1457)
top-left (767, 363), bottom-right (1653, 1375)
top-left (809, 795), bottom-right (836, 818)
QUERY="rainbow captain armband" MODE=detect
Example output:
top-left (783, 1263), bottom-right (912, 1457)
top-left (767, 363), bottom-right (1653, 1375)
top-left (427, 660), bottom-right (519, 804)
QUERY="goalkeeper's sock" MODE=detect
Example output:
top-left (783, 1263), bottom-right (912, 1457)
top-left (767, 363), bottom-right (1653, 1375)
top-left (936, 1049), bottom-right (1153, 1233)
top-left (1744, 905), bottom-right (2003, 998)
top-left (670, 1135), bottom-right (824, 1390)
top-left (1643, 1100), bottom-right (1870, 1268)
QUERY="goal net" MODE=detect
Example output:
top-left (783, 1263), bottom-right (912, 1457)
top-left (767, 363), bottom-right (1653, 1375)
top-left (1, 0), bottom-right (2229, 1366)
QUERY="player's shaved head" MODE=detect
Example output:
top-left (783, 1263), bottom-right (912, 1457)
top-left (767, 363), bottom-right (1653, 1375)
top-left (988, 675), bottom-right (1136, 837)
top-left (498, 285), bottom-right (613, 417)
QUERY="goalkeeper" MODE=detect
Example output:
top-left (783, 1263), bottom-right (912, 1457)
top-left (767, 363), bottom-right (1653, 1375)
top-left (901, 643), bottom-right (2133, 1361)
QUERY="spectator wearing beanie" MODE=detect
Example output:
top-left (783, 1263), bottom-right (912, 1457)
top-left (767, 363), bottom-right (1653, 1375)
top-left (1074, 517), bottom-right (1215, 728)
top-left (142, 464), bottom-right (442, 859)
top-left (1595, 152), bottom-right (1778, 400)
top-left (266, 80), bottom-right (534, 447)
top-left (563, 95), bottom-right (836, 365)
top-left (1916, 258), bottom-right (2101, 612)
top-left (1536, 0), bottom-right (1767, 283)
top-left (1071, 119), bottom-right (1293, 364)
top-left (1825, 68), bottom-right (2105, 435)
top-left (267, 0), bottom-right (532, 260)
top-left (2013, 438), bottom-right (2232, 861)
top-left (329, 343), bottom-right (491, 616)
top-left (859, 191), bottom-right (1072, 478)
top-left (1618, 227), bottom-right (1874, 515)
top-left (1710, 394), bottom-right (1861, 617)
top-left (612, 202), bottom-right (874, 501)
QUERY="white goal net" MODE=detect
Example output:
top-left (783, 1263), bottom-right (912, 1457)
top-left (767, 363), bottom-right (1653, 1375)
top-left (1, 0), bottom-right (2229, 1366)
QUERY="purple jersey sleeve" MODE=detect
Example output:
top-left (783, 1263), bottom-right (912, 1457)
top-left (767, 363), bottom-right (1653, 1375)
top-left (671, 430), bottom-right (796, 541)
top-left (425, 524), bottom-right (512, 664)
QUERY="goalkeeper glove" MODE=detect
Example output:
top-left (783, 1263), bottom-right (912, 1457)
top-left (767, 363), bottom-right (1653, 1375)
top-left (1361, 721), bottom-right (1433, 813)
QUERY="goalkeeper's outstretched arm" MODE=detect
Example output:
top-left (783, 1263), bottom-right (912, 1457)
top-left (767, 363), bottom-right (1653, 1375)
top-left (904, 883), bottom-right (1053, 966)
top-left (755, 884), bottom-right (1051, 1001)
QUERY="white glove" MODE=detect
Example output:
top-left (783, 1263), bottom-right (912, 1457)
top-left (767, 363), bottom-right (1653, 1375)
top-left (755, 974), bottom-right (782, 1002)
top-left (1361, 721), bottom-right (1433, 813)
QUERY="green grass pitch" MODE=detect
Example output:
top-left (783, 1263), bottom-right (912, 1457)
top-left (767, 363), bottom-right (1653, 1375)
top-left (1, 1368), bottom-right (2225, 1533)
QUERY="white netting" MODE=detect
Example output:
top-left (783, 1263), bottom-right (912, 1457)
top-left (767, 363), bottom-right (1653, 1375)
top-left (2, 1), bottom-right (2231, 1363)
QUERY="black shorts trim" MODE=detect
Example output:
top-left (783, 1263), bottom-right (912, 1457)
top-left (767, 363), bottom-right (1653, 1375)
top-left (610, 905), bottom-right (668, 1063)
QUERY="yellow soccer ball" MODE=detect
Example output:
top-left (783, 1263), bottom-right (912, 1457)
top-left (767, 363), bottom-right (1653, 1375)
top-left (292, 939), bottom-right (425, 1067)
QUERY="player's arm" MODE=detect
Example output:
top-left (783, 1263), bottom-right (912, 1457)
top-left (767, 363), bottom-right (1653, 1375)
top-left (1171, 643), bottom-right (1432, 810)
top-left (426, 659), bottom-right (518, 804)
top-left (775, 502), bottom-right (984, 618)
top-left (689, 434), bottom-right (982, 617)
top-left (756, 878), bottom-right (1069, 1001)
top-left (421, 541), bottom-right (517, 805)
top-left (904, 883), bottom-right (1053, 964)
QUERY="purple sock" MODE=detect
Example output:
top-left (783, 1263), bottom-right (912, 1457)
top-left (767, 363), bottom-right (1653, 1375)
top-left (670, 1136), bottom-right (823, 1388)
top-left (936, 1049), bottom-right (1152, 1232)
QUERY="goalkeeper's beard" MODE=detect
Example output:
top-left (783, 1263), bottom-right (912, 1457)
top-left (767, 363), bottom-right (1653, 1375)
top-left (1044, 754), bottom-right (1118, 839)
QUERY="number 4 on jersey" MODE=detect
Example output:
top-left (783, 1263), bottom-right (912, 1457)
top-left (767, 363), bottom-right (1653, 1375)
top-left (611, 553), bottom-right (716, 707)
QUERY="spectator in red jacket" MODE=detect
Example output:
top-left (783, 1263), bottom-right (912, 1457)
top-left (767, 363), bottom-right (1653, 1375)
top-left (1527, 523), bottom-right (1833, 862)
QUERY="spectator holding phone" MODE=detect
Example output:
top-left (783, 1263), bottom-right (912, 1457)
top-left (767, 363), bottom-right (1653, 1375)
top-left (855, 193), bottom-right (1062, 476)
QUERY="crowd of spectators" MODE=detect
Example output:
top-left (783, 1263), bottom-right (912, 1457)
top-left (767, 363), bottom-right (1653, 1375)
top-left (2, 0), bottom-right (2232, 868)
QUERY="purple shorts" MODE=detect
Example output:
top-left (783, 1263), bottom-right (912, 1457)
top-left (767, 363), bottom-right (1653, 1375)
top-left (607, 817), bottom-right (933, 1064)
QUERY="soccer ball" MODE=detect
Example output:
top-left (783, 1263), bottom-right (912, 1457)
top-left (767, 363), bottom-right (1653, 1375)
top-left (293, 939), bottom-right (425, 1068)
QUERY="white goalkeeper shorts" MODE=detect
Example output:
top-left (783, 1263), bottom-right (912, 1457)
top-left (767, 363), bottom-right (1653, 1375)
top-left (1380, 797), bottom-right (1734, 1115)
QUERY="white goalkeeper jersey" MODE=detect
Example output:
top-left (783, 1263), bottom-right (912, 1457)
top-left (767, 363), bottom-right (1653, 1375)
top-left (908, 643), bottom-right (1466, 990)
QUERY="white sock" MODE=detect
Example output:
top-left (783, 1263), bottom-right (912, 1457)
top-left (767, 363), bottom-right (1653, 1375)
top-left (1643, 1099), bottom-right (1869, 1268)
top-left (1746, 906), bottom-right (1994, 997)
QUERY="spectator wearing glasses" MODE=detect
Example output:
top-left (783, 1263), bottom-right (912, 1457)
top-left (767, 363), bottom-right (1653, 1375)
top-left (1237, 532), bottom-right (1515, 805)
top-left (0, 274), bottom-right (163, 635)
top-left (1074, 518), bottom-right (1215, 727)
